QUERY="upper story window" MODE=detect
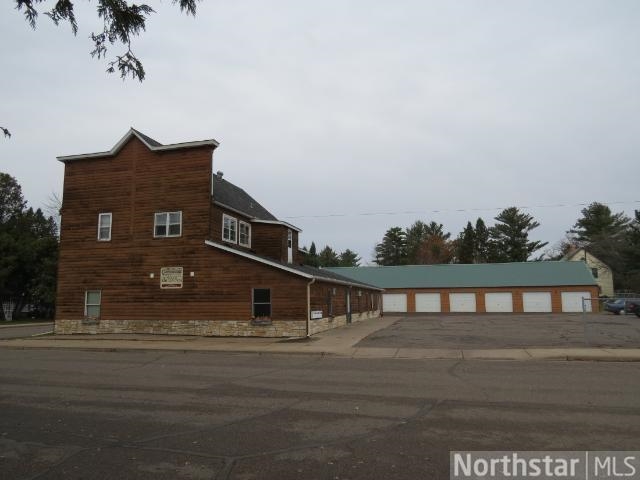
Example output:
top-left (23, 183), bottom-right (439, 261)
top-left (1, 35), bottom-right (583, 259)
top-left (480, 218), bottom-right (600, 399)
top-left (223, 214), bottom-right (237, 243)
top-left (239, 221), bottom-right (251, 247)
top-left (591, 267), bottom-right (599, 278)
top-left (154, 211), bottom-right (182, 238)
top-left (97, 213), bottom-right (112, 241)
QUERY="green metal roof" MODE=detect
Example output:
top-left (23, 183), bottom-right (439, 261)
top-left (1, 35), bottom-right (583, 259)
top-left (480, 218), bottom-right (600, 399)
top-left (325, 262), bottom-right (597, 289)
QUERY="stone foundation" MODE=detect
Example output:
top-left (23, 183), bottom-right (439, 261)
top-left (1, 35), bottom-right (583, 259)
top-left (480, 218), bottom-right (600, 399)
top-left (309, 310), bottom-right (381, 335)
top-left (56, 310), bottom-right (381, 337)
top-left (55, 319), bottom-right (307, 338)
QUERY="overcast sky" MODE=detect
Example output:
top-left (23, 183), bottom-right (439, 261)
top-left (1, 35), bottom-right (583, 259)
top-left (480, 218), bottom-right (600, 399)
top-left (1, 1), bottom-right (639, 263)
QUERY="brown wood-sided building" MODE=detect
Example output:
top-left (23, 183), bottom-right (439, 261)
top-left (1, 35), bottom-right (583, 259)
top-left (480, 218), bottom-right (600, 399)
top-left (55, 129), bottom-right (382, 337)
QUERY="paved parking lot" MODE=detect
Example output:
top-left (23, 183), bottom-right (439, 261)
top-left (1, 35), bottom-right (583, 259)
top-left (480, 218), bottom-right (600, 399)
top-left (357, 313), bottom-right (640, 349)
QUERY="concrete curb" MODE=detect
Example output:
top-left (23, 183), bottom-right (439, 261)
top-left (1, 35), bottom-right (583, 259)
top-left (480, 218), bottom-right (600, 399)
top-left (2, 338), bottom-right (640, 362)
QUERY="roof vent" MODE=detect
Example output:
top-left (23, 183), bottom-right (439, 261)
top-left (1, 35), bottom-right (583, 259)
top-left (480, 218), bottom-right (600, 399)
top-left (216, 171), bottom-right (224, 179)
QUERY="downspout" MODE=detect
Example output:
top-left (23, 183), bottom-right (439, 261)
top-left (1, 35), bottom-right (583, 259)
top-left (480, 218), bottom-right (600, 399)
top-left (306, 277), bottom-right (316, 338)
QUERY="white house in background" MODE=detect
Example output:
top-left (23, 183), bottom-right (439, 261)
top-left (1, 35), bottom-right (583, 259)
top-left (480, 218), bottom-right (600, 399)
top-left (562, 247), bottom-right (614, 297)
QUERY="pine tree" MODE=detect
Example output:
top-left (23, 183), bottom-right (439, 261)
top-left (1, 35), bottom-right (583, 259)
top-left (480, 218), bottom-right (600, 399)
top-left (474, 218), bottom-right (489, 263)
top-left (405, 221), bottom-right (429, 264)
top-left (457, 222), bottom-right (476, 264)
top-left (318, 246), bottom-right (340, 267)
top-left (488, 207), bottom-right (548, 262)
top-left (374, 227), bottom-right (407, 266)
top-left (304, 242), bottom-right (319, 267)
top-left (339, 249), bottom-right (361, 267)
top-left (570, 202), bottom-right (630, 244)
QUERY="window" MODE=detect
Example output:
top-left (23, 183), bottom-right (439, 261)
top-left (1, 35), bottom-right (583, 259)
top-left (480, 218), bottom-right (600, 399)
top-left (97, 213), bottom-right (112, 241)
top-left (591, 267), bottom-right (599, 278)
top-left (85, 290), bottom-right (101, 319)
top-left (154, 211), bottom-right (182, 238)
top-left (223, 214), bottom-right (237, 243)
top-left (239, 221), bottom-right (251, 247)
top-left (252, 288), bottom-right (271, 318)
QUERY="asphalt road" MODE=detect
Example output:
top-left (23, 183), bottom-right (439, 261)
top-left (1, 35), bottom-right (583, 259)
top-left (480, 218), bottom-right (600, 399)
top-left (359, 314), bottom-right (640, 349)
top-left (0, 349), bottom-right (639, 480)
top-left (0, 323), bottom-right (54, 340)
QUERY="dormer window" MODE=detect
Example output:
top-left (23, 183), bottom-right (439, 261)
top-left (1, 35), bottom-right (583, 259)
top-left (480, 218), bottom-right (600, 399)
top-left (239, 221), bottom-right (251, 247)
top-left (222, 214), bottom-right (237, 243)
top-left (154, 211), bottom-right (182, 238)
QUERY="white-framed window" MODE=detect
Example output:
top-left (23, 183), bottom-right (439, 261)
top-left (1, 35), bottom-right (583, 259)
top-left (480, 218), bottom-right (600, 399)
top-left (239, 221), bottom-right (251, 247)
top-left (97, 213), bottom-right (112, 241)
top-left (222, 214), bottom-right (237, 243)
top-left (85, 290), bottom-right (101, 319)
top-left (252, 288), bottom-right (271, 318)
top-left (154, 211), bottom-right (182, 238)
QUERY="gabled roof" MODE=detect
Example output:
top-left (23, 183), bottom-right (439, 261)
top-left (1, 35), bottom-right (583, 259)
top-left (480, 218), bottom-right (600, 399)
top-left (212, 175), bottom-right (302, 231)
top-left (204, 240), bottom-right (382, 290)
top-left (57, 128), bottom-right (219, 162)
top-left (562, 247), bottom-right (611, 270)
top-left (212, 175), bottom-right (277, 221)
top-left (326, 262), bottom-right (597, 289)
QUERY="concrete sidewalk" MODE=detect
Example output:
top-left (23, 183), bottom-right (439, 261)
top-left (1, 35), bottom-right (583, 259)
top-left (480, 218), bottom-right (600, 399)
top-left (1, 317), bottom-right (640, 361)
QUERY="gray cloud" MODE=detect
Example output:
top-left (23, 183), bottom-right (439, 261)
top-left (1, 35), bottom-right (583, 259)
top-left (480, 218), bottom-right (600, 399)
top-left (1, 0), bottom-right (638, 261)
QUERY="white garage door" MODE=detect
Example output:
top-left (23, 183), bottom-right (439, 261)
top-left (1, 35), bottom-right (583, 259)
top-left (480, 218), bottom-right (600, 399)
top-left (561, 292), bottom-right (592, 313)
top-left (522, 292), bottom-right (552, 312)
top-left (485, 292), bottom-right (513, 312)
top-left (449, 293), bottom-right (476, 312)
top-left (415, 293), bottom-right (441, 312)
top-left (383, 293), bottom-right (407, 312)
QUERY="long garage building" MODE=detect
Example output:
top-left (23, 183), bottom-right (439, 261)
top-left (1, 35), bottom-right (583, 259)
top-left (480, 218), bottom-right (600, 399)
top-left (327, 262), bottom-right (598, 314)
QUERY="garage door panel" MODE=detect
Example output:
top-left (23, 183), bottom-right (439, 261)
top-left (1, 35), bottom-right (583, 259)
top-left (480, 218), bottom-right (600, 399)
top-left (522, 292), bottom-right (552, 312)
top-left (415, 293), bottom-right (441, 312)
top-left (449, 293), bottom-right (476, 312)
top-left (383, 294), bottom-right (407, 313)
top-left (561, 292), bottom-right (592, 312)
top-left (485, 292), bottom-right (513, 312)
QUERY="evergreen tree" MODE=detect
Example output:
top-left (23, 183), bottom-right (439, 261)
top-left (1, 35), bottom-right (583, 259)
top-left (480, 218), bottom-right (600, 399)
top-left (374, 227), bottom-right (407, 266)
top-left (457, 222), bottom-right (476, 264)
top-left (318, 246), bottom-right (340, 267)
top-left (405, 221), bottom-right (429, 264)
top-left (621, 210), bottom-right (640, 291)
top-left (424, 221), bottom-right (451, 240)
top-left (488, 207), bottom-right (548, 262)
top-left (567, 203), bottom-right (635, 291)
top-left (570, 202), bottom-right (630, 244)
top-left (0, 173), bottom-right (27, 223)
top-left (338, 249), bottom-right (361, 267)
top-left (304, 241), bottom-right (319, 267)
top-left (474, 218), bottom-right (489, 263)
top-left (0, 174), bottom-right (58, 319)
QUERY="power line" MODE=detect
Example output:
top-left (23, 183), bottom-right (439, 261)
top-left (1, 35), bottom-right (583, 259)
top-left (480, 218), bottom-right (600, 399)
top-left (282, 200), bottom-right (640, 220)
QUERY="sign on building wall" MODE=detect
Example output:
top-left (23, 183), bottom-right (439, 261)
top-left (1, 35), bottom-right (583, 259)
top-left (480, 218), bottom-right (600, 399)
top-left (160, 267), bottom-right (184, 289)
top-left (310, 310), bottom-right (323, 320)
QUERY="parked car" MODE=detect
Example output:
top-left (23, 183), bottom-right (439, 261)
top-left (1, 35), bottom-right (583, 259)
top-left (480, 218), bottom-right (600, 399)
top-left (626, 300), bottom-right (640, 317)
top-left (604, 298), bottom-right (628, 314)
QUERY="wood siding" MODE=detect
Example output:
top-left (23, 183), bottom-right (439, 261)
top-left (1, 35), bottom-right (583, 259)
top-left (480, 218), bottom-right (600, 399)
top-left (56, 136), bottom-right (378, 335)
